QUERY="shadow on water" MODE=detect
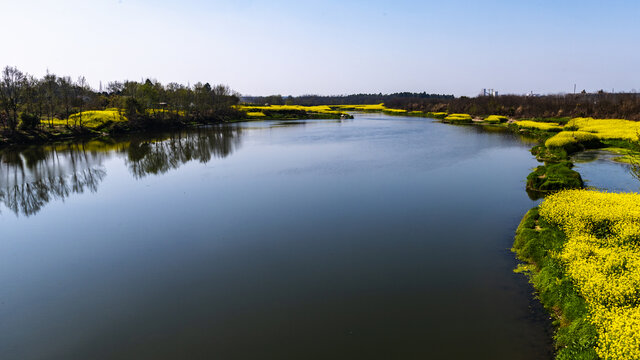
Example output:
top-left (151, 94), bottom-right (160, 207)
top-left (0, 125), bottom-right (243, 216)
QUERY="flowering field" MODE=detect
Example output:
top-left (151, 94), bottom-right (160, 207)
top-left (484, 115), bottom-right (508, 123)
top-left (444, 113), bottom-right (472, 122)
top-left (545, 131), bottom-right (600, 148)
top-left (515, 120), bottom-right (563, 131)
top-left (237, 105), bottom-right (344, 116)
top-left (539, 190), bottom-right (640, 360)
top-left (50, 110), bottom-right (127, 128)
top-left (567, 118), bottom-right (640, 141)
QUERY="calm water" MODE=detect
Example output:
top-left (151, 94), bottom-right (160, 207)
top-left (4, 113), bottom-right (631, 359)
top-left (572, 150), bottom-right (640, 192)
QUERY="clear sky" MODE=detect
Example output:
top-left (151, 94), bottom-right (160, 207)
top-left (2, 0), bottom-right (639, 96)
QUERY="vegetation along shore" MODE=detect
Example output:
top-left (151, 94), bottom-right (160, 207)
top-left (434, 113), bottom-right (640, 359)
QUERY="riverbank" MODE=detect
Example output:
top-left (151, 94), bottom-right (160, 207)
top-left (426, 112), bottom-right (640, 359)
top-left (515, 192), bottom-right (640, 360)
top-left (503, 122), bottom-right (640, 358)
top-left (0, 106), bottom-right (356, 149)
top-left (513, 207), bottom-right (598, 360)
top-left (0, 119), bottom-right (203, 149)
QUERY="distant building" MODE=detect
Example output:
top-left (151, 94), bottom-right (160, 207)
top-left (481, 88), bottom-right (498, 97)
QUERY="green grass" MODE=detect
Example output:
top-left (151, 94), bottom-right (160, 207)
top-left (600, 147), bottom-right (640, 164)
top-left (513, 208), bottom-right (598, 360)
top-left (526, 162), bottom-right (583, 192)
top-left (530, 144), bottom-right (569, 162)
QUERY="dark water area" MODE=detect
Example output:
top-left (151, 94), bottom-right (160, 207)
top-left (0, 113), bottom-right (581, 359)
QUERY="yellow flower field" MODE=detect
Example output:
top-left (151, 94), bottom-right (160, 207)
top-left (444, 113), bottom-right (472, 121)
top-left (237, 105), bottom-right (344, 115)
top-left (539, 190), bottom-right (640, 360)
top-left (49, 110), bottom-right (127, 128)
top-left (484, 115), bottom-right (508, 123)
top-left (544, 131), bottom-right (600, 148)
top-left (515, 120), bottom-right (563, 131)
top-left (567, 118), bottom-right (640, 141)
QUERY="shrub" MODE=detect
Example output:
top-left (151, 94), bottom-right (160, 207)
top-left (19, 112), bottom-right (40, 130)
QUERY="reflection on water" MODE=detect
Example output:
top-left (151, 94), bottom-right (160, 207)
top-left (0, 125), bottom-right (243, 216)
top-left (0, 143), bottom-right (108, 216)
top-left (124, 126), bottom-right (242, 178)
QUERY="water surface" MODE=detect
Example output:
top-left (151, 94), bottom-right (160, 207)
top-left (0, 113), bottom-right (572, 359)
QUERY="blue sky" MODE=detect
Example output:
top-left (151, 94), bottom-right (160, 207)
top-left (2, 0), bottom-right (639, 96)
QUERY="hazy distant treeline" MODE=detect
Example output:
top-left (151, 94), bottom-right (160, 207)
top-left (386, 93), bottom-right (640, 121)
top-left (0, 65), bottom-right (242, 131)
top-left (243, 92), bottom-right (454, 106)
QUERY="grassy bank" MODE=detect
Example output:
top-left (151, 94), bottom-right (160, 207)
top-left (515, 191), bottom-right (640, 360)
top-left (437, 113), bottom-right (640, 358)
top-left (513, 207), bottom-right (598, 359)
top-left (0, 109), bottom-right (203, 148)
top-left (508, 117), bottom-right (640, 359)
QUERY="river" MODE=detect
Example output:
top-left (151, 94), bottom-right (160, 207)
top-left (1, 112), bottom-right (634, 359)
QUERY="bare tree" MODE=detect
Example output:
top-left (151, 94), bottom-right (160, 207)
top-left (0, 66), bottom-right (25, 131)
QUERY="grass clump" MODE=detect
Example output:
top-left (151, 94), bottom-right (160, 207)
top-left (444, 113), bottom-right (472, 123)
top-left (526, 162), bottom-right (583, 193)
top-left (382, 108), bottom-right (408, 114)
top-left (484, 115), bottom-right (509, 123)
top-left (515, 120), bottom-right (563, 132)
top-left (531, 144), bottom-right (569, 162)
top-left (545, 131), bottom-right (602, 153)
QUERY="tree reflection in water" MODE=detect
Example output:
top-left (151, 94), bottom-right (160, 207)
top-left (125, 125), bottom-right (242, 178)
top-left (0, 125), bottom-right (243, 216)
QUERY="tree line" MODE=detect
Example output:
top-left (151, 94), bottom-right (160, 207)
top-left (0, 66), bottom-right (243, 132)
top-left (243, 92), bottom-right (454, 106)
top-left (385, 92), bottom-right (640, 121)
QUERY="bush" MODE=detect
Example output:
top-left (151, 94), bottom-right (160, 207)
top-left (19, 112), bottom-right (40, 130)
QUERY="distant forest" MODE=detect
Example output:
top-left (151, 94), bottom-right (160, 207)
top-left (242, 93), bottom-right (454, 106)
top-left (385, 92), bottom-right (640, 121)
